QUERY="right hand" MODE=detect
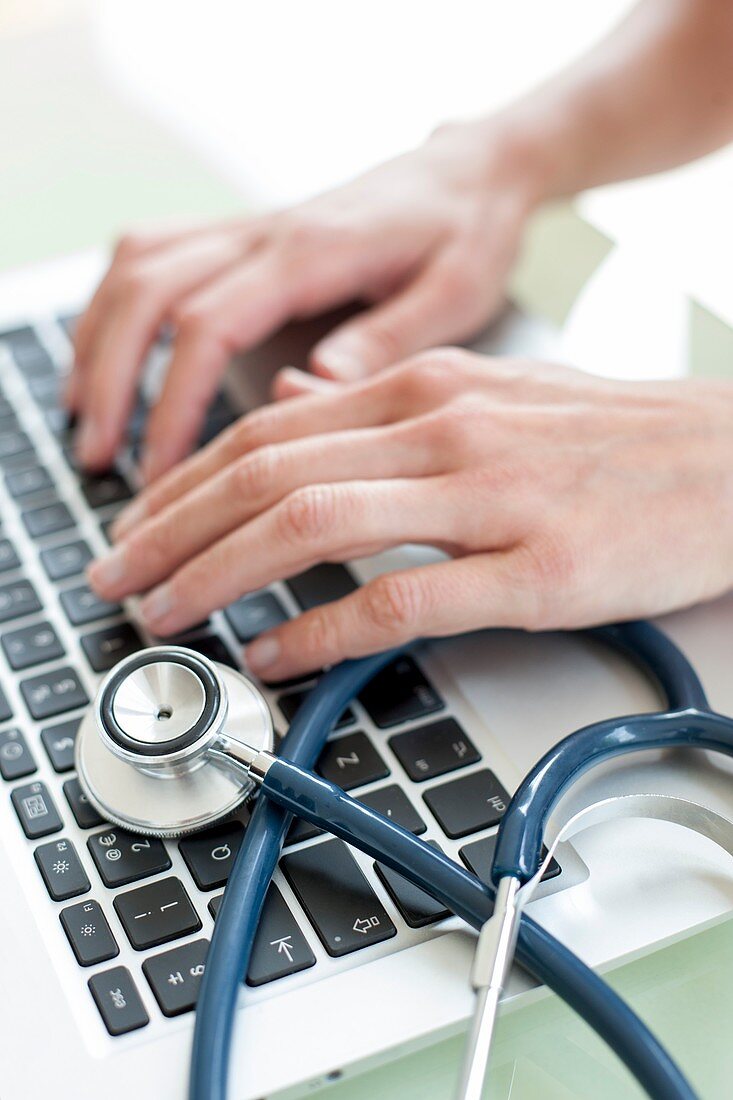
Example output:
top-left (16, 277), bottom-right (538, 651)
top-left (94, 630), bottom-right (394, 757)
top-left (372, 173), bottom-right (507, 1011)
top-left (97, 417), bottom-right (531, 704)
top-left (68, 118), bottom-right (545, 481)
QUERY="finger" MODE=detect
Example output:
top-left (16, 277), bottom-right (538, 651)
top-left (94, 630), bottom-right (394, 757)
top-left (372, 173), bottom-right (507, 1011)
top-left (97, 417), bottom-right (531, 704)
top-left (74, 232), bottom-right (247, 469)
top-left (244, 551), bottom-right (536, 680)
top-left (139, 247), bottom-right (304, 482)
top-left (110, 359), bottom-right (449, 538)
top-left (89, 422), bottom-right (451, 601)
top-left (271, 366), bottom-right (338, 401)
top-left (311, 246), bottom-right (491, 381)
top-left (72, 223), bottom-right (211, 375)
top-left (135, 477), bottom-right (490, 636)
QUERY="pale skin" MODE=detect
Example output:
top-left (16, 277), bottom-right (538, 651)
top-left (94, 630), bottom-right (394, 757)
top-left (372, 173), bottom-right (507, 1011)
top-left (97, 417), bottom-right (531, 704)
top-left (83, 0), bottom-right (733, 678)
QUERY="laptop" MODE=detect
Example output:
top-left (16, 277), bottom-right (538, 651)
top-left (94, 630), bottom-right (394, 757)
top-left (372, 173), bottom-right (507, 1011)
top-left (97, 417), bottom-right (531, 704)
top-left (1, 251), bottom-right (732, 1100)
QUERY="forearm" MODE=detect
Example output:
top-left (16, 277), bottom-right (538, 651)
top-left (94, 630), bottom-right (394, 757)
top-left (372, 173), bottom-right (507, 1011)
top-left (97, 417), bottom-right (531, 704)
top-left (447, 0), bottom-right (733, 205)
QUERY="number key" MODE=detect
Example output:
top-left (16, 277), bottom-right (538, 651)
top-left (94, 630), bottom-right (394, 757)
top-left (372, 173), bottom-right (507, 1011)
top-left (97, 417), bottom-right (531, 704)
top-left (1, 620), bottom-right (64, 670)
top-left (20, 665), bottom-right (88, 719)
top-left (88, 828), bottom-right (171, 887)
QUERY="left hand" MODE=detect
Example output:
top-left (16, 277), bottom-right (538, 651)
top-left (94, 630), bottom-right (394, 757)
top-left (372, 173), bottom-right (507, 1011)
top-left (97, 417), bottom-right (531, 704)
top-left (86, 350), bottom-right (733, 682)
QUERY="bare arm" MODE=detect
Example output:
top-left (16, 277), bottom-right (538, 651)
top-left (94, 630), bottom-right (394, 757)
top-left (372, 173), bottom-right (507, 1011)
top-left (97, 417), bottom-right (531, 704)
top-left (483, 0), bottom-right (733, 198)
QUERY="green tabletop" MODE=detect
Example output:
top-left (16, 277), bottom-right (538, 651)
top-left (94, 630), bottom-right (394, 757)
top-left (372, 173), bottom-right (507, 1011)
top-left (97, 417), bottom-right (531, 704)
top-left (2, 13), bottom-right (731, 1099)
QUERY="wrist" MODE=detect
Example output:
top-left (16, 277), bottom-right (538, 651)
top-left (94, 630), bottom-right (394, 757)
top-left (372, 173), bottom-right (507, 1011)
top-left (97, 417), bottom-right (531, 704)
top-left (426, 110), bottom-right (561, 216)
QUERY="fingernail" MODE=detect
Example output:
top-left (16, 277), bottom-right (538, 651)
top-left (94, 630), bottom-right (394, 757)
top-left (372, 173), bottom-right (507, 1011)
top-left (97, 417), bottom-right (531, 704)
top-left (140, 584), bottom-right (174, 627)
top-left (314, 347), bottom-right (364, 381)
top-left (245, 635), bottom-right (281, 673)
top-left (75, 418), bottom-right (101, 466)
top-left (87, 546), bottom-right (126, 592)
top-left (111, 497), bottom-right (147, 541)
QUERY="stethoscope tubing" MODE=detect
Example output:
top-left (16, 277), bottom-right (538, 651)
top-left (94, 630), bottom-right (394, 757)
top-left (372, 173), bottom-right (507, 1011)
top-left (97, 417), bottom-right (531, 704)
top-left (190, 631), bottom-right (698, 1100)
top-left (492, 706), bottom-right (733, 884)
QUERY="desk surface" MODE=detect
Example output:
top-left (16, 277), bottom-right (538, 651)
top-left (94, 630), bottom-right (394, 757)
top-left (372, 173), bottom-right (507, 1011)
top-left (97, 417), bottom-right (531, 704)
top-left (2, 11), bottom-right (732, 1099)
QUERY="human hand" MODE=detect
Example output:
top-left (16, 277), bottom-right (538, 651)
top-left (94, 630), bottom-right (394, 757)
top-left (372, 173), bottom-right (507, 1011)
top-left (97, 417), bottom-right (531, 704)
top-left (86, 349), bottom-right (733, 681)
top-left (67, 118), bottom-right (544, 480)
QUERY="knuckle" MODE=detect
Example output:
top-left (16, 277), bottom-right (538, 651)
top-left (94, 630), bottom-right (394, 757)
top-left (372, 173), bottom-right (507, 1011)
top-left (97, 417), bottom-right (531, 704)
top-left (113, 232), bottom-right (150, 262)
top-left (277, 484), bottom-right (338, 545)
top-left (114, 263), bottom-right (152, 306)
top-left (299, 607), bottom-right (342, 662)
top-left (434, 258), bottom-right (478, 304)
top-left (231, 406), bottom-right (281, 453)
top-left (129, 518), bottom-right (174, 575)
top-left (519, 533), bottom-right (580, 630)
top-left (231, 445), bottom-right (281, 499)
top-left (362, 573), bottom-right (424, 637)
top-left (170, 301), bottom-right (211, 339)
top-left (361, 319), bottom-right (404, 365)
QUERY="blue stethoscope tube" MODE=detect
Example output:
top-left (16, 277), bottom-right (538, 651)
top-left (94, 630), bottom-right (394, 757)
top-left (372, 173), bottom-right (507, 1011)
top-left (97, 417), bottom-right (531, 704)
top-left (191, 625), bottom-right (701, 1100)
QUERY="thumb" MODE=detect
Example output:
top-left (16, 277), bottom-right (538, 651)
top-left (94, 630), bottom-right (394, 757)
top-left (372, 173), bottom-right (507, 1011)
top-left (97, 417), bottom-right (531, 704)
top-left (310, 249), bottom-right (488, 381)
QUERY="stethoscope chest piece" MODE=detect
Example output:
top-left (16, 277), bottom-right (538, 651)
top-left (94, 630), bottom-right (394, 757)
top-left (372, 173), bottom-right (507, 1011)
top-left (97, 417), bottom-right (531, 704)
top-left (76, 645), bottom-right (274, 837)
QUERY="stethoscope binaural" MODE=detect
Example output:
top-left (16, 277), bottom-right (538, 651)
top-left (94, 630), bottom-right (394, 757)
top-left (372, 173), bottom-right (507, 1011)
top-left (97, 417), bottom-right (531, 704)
top-left (75, 625), bottom-right (733, 1100)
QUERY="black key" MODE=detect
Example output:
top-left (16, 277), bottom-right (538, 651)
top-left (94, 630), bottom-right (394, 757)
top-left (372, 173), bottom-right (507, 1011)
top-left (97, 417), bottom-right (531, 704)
top-left (183, 634), bottom-right (236, 669)
top-left (28, 373), bottom-right (61, 407)
top-left (0, 431), bottom-right (33, 463)
top-left (0, 537), bottom-right (20, 572)
top-left (1, 620), bottom-right (64, 670)
top-left (4, 329), bottom-right (55, 376)
top-left (35, 837), bottom-right (90, 900)
top-left (0, 578), bottom-right (42, 624)
top-left (89, 967), bottom-right (149, 1035)
top-left (60, 583), bottom-right (121, 626)
top-left (178, 821), bottom-right (244, 891)
top-left (45, 406), bottom-right (74, 437)
top-left (374, 841), bottom-right (451, 928)
top-left (284, 816), bottom-right (323, 846)
top-left (459, 835), bottom-right (561, 885)
top-left (316, 731), bottom-right (389, 791)
top-left (40, 717), bottom-right (81, 772)
top-left (21, 501), bottom-right (75, 539)
top-left (208, 894), bottom-right (223, 919)
top-left (81, 622), bottom-right (143, 672)
top-left (246, 883), bottom-right (316, 986)
top-left (40, 539), bottom-right (93, 581)
top-left (423, 769), bottom-right (510, 839)
top-left (80, 471), bottom-right (131, 509)
top-left (278, 688), bottom-right (354, 731)
top-left (143, 938), bottom-right (209, 1016)
top-left (0, 727), bottom-right (36, 780)
top-left (21, 665), bottom-right (88, 719)
top-left (114, 877), bottom-right (202, 950)
top-left (281, 838), bottom-right (396, 957)
top-left (64, 777), bottom-right (105, 829)
top-left (356, 785), bottom-right (427, 835)
top-left (99, 518), bottom-right (116, 543)
top-left (0, 682), bottom-right (11, 722)
top-left (61, 899), bottom-right (119, 966)
top-left (286, 563), bottom-right (358, 611)
top-left (224, 591), bottom-right (288, 642)
top-left (88, 827), bottom-right (171, 887)
top-left (11, 780), bottom-right (63, 838)
top-left (358, 656), bottom-right (443, 729)
top-left (5, 465), bottom-right (53, 499)
top-left (389, 718), bottom-right (480, 782)
top-left (0, 409), bottom-right (19, 432)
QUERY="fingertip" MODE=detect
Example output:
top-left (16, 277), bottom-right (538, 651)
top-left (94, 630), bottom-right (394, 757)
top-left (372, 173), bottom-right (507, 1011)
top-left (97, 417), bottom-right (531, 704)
top-left (272, 366), bottom-right (336, 401)
top-left (310, 343), bottom-right (365, 381)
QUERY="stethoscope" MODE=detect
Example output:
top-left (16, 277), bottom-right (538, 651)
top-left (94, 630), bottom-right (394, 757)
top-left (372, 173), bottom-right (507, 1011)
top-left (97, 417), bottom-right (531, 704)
top-left (74, 622), bottom-right (733, 1100)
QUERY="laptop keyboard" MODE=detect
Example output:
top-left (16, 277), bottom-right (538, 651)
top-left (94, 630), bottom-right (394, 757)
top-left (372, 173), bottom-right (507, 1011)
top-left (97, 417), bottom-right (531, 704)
top-left (0, 317), bottom-right (569, 1043)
